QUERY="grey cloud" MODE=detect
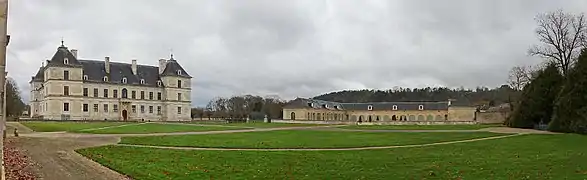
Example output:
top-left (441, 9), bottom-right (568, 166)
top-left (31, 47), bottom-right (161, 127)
top-left (6, 0), bottom-right (587, 106)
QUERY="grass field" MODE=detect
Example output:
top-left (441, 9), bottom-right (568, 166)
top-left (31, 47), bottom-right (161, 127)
top-left (78, 134), bottom-right (587, 180)
top-left (188, 121), bottom-right (333, 128)
top-left (120, 130), bottom-right (505, 148)
top-left (338, 124), bottom-right (502, 130)
top-left (21, 121), bottom-right (132, 132)
top-left (77, 123), bottom-right (249, 134)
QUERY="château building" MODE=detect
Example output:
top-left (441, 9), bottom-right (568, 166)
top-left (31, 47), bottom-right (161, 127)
top-left (29, 42), bottom-right (192, 121)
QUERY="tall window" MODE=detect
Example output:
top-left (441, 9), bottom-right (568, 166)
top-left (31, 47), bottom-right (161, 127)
top-left (113, 104), bottom-right (118, 112)
top-left (177, 107), bottom-right (182, 114)
top-left (140, 91), bottom-right (145, 99)
top-left (131, 105), bottom-right (136, 113)
top-left (140, 105), bottom-right (145, 113)
top-left (93, 88), bottom-right (98, 97)
top-left (178, 93), bottom-right (182, 101)
top-left (113, 89), bottom-right (118, 98)
top-left (63, 70), bottom-right (69, 80)
top-left (83, 104), bottom-right (88, 112)
top-left (104, 104), bottom-right (109, 112)
top-left (157, 106), bottom-right (161, 115)
top-left (131, 91), bottom-right (136, 99)
top-left (93, 104), bottom-right (99, 112)
top-left (178, 80), bottom-right (182, 88)
top-left (103, 89), bottom-right (108, 98)
top-left (63, 103), bottom-right (70, 112)
top-left (149, 106), bottom-right (153, 113)
top-left (83, 88), bottom-right (88, 97)
top-left (149, 92), bottom-right (153, 100)
top-left (122, 88), bottom-right (128, 98)
top-left (157, 92), bottom-right (162, 100)
top-left (63, 86), bottom-right (69, 96)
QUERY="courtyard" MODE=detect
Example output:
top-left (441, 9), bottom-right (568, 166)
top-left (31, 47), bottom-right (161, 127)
top-left (4, 121), bottom-right (586, 180)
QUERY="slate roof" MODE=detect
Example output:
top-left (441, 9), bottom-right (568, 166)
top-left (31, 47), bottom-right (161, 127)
top-left (30, 44), bottom-right (192, 86)
top-left (284, 98), bottom-right (450, 111)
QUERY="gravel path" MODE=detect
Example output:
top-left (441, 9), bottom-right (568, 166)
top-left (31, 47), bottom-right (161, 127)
top-left (4, 122), bottom-right (556, 180)
top-left (115, 133), bottom-right (524, 151)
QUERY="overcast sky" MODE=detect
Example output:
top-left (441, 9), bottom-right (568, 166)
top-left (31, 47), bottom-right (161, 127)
top-left (6, 0), bottom-right (587, 106)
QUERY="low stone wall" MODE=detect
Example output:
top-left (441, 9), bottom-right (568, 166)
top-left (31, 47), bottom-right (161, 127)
top-left (476, 111), bottom-right (508, 124)
top-left (271, 120), bottom-right (353, 125)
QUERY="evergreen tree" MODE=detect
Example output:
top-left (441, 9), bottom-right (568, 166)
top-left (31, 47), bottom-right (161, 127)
top-left (549, 49), bottom-right (587, 134)
top-left (5, 78), bottom-right (25, 117)
top-left (506, 63), bottom-right (563, 128)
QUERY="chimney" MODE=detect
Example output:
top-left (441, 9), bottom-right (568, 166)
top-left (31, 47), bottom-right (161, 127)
top-left (158, 59), bottom-right (167, 74)
top-left (131, 59), bottom-right (137, 75)
top-left (105, 56), bottom-right (110, 74)
top-left (71, 49), bottom-right (78, 59)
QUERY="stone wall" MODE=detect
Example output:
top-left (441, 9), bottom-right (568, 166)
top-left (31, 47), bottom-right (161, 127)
top-left (476, 111), bottom-right (508, 124)
top-left (272, 119), bottom-right (477, 125)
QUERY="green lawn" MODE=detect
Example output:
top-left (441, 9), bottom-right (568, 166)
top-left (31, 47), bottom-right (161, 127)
top-left (188, 121), bottom-right (331, 128)
top-left (120, 130), bottom-right (505, 148)
top-left (78, 134), bottom-right (587, 180)
top-left (21, 121), bottom-right (131, 132)
top-left (80, 123), bottom-right (249, 134)
top-left (339, 124), bottom-right (502, 130)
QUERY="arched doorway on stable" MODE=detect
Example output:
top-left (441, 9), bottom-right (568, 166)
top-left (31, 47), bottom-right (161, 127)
top-left (122, 110), bottom-right (128, 121)
top-left (358, 115), bottom-right (363, 122)
top-left (368, 115), bottom-right (372, 122)
top-left (444, 114), bottom-right (448, 120)
top-left (290, 112), bottom-right (296, 120)
top-left (427, 115), bottom-right (434, 121)
top-left (376, 116), bottom-right (380, 121)
top-left (417, 115), bottom-right (425, 121)
top-left (391, 115), bottom-right (397, 121)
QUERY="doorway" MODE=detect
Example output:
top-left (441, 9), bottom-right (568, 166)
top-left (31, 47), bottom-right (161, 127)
top-left (290, 112), bottom-right (296, 120)
top-left (122, 110), bottom-right (128, 121)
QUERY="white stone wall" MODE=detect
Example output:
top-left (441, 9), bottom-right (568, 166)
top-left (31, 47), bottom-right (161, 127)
top-left (32, 66), bottom-right (192, 121)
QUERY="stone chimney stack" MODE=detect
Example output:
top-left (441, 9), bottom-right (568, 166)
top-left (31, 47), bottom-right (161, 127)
top-left (71, 49), bottom-right (78, 59)
top-left (105, 56), bottom-right (110, 74)
top-left (131, 59), bottom-right (137, 75)
top-left (158, 59), bottom-right (167, 74)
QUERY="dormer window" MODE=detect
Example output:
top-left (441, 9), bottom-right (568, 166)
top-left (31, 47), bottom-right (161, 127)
top-left (324, 104), bottom-right (329, 109)
top-left (177, 70), bottom-right (182, 75)
top-left (64, 58), bottom-right (69, 64)
top-left (367, 105), bottom-right (373, 111)
top-left (83, 75), bottom-right (88, 81)
top-left (157, 81), bottom-right (162, 87)
top-left (418, 105), bottom-right (424, 110)
top-left (103, 76), bottom-right (108, 82)
top-left (140, 79), bottom-right (145, 84)
top-left (392, 105), bottom-right (398, 110)
top-left (122, 78), bottom-right (127, 84)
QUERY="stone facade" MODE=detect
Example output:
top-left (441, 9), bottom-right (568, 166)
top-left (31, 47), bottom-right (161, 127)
top-left (29, 43), bottom-right (192, 121)
top-left (282, 98), bottom-right (477, 122)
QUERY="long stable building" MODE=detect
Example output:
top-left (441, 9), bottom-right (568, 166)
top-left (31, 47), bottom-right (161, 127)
top-left (29, 42), bottom-right (192, 121)
top-left (282, 98), bottom-right (476, 122)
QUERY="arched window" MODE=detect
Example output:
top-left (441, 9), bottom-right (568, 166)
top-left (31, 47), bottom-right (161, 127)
top-left (64, 58), bottom-right (69, 64)
top-left (290, 112), bottom-right (296, 120)
top-left (121, 88), bottom-right (128, 98)
top-left (392, 105), bottom-right (398, 110)
top-left (177, 70), bottom-right (182, 75)
top-left (83, 75), bottom-right (88, 81)
top-left (103, 76), bottom-right (108, 82)
top-left (140, 79), bottom-right (145, 84)
top-left (367, 105), bottom-right (373, 111)
top-left (157, 81), bottom-right (162, 87)
top-left (122, 78), bottom-right (127, 84)
top-left (418, 105), bottom-right (424, 110)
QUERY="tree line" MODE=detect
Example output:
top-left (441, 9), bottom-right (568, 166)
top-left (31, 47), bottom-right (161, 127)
top-left (191, 95), bottom-right (285, 120)
top-left (5, 78), bottom-right (26, 118)
top-left (506, 9), bottom-right (587, 134)
top-left (313, 86), bottom-right (518, 109)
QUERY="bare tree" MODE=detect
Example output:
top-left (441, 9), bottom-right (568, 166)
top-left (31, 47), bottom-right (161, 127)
top-left (528, 9), bottom-right (587, 76)
top-left (507, 65), bottom-right (533, 91)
